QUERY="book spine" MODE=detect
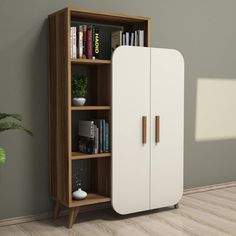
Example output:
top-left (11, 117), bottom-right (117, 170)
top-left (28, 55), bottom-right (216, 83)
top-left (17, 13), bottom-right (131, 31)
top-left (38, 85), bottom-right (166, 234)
top-left (105, 122), bottom-right (109, 152)
top-left (83, 25), bottom-right (87, 58)
top-left (70, 27), bottom-right (73, 58)
top-left (122, 33), bottom-right (125, 46)
top-left (99, 120), bottom-right (103, 153)
top-left (102, 120), bottom-right (106, 152)
top-left (94, 27), bottom-right (100, 59)
top-left (87, 26), bottom-right (93, 59)
top-left (119, 31), bottom-right (122, 47)
top-left (78, 25), bottom-right (83, 59)
top-left (72, 27), bottom-right (77, 58)
top-left (96, 126), bottom-right (99, 153)
top-left (125, 32), bottom-right (129, 45)
top-left (135, 30), bottom-right (138, 46)
top-left (131, 32), bottom-right (134, 46)
top-left (139, 30), bottom-right (144, 46)
top-left (92, 25), bottom-right (95, 59)
top-left (93, 124), bottom-right (98, 154)
top-left (111, 31), bottom-right (122, 53)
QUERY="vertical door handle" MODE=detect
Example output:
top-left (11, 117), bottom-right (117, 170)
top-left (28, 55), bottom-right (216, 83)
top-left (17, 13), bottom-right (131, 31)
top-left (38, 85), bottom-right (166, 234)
top-left (155, 116), bottom-right (160, 143)
top-left (142, 116), bottom-right (147, 144)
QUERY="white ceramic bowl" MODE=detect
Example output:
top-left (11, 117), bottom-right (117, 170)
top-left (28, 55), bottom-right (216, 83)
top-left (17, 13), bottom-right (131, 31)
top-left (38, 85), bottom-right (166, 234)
top-left (72, 188), bottom-right (87, 200)
top-left (73, 97), bottom-right (86, 106)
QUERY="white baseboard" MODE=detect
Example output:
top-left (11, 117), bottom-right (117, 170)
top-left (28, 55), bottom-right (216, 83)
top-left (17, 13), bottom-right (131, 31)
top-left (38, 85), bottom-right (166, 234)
top-left (183, 181), bottom-right (236, 195)
top-left (0, 181), bottom-right (235, 227)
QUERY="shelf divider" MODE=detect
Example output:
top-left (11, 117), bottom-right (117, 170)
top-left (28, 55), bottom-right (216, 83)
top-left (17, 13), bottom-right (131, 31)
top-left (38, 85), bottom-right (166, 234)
top-left (71, 106), bottom-right (111, 111)
top-left (70, 193), bottom-right (111, 207)
top-left (71, 58), bottom-right (111, 65)
top-left (71, 152), bottom-right (111, 160)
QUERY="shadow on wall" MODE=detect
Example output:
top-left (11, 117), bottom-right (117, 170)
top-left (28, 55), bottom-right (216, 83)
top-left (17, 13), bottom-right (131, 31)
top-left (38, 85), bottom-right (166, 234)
top-left (29, 18), bottom-right (51, 213)
top-left (195, 77), bottom-right (236, 141)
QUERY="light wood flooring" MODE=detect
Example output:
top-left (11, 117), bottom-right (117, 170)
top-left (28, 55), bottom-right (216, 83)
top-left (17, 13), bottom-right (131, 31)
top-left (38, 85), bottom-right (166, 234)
top-left (1, 186), bottom-right (236, 236)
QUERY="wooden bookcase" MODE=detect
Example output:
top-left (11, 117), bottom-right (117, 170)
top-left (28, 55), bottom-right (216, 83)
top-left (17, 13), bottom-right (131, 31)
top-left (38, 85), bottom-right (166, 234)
top-left (48, 7), bottom-right (150, 228)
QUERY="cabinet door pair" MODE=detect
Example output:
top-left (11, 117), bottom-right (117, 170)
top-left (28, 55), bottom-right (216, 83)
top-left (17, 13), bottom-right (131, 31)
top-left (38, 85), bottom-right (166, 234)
top-left (112, 46), bottom-right (184, 214)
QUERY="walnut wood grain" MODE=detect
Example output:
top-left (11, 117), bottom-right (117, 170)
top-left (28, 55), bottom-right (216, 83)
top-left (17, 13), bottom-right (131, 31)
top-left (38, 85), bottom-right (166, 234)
top-left (155, 116), bottom-right (160, 143)
top-left (48, 6), bottom-right (151, 228)
top-left (142, 116), bottom-right (147, 144)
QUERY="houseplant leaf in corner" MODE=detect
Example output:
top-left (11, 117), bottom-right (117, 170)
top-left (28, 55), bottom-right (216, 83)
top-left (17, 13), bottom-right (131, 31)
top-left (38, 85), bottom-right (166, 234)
top-left (0, 147), bottom-right (6, 164)
top-left (0, 112), bottom-right (33, 164)
top-left (0, 122), bottom-right (33, 136)
top-left (0, 113), bottom-right (22, 121)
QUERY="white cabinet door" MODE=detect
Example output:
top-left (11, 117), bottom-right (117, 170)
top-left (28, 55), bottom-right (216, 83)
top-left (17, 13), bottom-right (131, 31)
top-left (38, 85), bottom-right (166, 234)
top-left (150, 48), bottom-right (184, 209)
top-left (112, 46), bottom-right (151, 214)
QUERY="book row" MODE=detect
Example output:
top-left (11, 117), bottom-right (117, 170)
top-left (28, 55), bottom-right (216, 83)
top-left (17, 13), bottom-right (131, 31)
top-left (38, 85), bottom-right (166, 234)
top-left (78, 119), bottom-right (109, 154)
top-left (71, 25), bottom-right (100, 59)
top-left (111, 30), bottom-right (144, 53)
top-left (70, 25), bottom-right (145, 59)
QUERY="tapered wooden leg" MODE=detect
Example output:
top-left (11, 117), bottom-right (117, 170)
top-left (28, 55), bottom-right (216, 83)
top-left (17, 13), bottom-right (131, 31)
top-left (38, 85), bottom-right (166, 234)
top-left (174, 203), bottom-right (179, 209)
top-left (53, 201), bottom-right (60, 219)
top-left (73, 207), bottom-right (80, 223)
top-left (68, 208), bottom-right (75, 229)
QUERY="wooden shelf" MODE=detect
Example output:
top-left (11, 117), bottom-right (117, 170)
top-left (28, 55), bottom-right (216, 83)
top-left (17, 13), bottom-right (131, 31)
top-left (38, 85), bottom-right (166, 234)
top-left (70, 193), bottom-right (111, 207)
top-left (71, 58), bottom-right (111, 65)
top-left (71, 152), bottom-right (111, 160)
top-left (71, 106), bottom-right (111, 111)
top-left (49, 7), bottom-right (150, 228)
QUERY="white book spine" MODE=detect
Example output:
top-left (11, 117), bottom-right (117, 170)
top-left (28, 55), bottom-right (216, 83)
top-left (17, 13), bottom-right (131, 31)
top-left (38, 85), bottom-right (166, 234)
top-left (78, 25), bottom-right (83, 59)
top-left (70, 27), bottom-right (73, 58)
top-left (125, 32), bottom-right (129, 45)
top-left (122, 33), bottom-right (125, 46)
top-left (72, 27), bottom-right (77, 58)
top-left (131, 32), bottom-right (134, 46)
top-left (139, 30), bottom-right (144, 47)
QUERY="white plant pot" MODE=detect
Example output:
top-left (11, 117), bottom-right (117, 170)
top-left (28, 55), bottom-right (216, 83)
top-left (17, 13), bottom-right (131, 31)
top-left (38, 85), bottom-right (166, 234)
top-left (73, 97), bottom-right (86, 106)
top-left (72, 188), bottom-right (87, 200)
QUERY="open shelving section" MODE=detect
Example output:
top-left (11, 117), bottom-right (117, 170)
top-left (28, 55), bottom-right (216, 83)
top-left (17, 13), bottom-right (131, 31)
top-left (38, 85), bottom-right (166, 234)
top-left (48, 7), bottom-right (150, 228)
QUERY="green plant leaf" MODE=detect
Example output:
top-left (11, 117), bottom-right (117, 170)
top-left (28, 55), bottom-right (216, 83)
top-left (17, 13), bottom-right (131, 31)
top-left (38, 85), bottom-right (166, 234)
top-left (72, 75), bottom-right (88, 98)
top-left (0, 113), bottom-right (22, 121)
top-left (0, 122), bottom-right (33, 136)
top-left (0, 147), bottom-right (6, 164)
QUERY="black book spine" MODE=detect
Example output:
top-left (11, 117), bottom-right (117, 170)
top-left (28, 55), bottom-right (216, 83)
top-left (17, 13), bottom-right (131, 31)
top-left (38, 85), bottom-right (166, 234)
top-left (94, 27), bottom-right (100, 59)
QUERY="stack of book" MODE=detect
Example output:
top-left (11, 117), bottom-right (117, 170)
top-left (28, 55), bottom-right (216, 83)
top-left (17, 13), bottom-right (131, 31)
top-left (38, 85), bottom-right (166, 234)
top-left (78, 120), bottom-right (109, 154)
top-left (70, 25), bottom-right (100, 59)
top-left (111, 30), bottom-right (144, 53)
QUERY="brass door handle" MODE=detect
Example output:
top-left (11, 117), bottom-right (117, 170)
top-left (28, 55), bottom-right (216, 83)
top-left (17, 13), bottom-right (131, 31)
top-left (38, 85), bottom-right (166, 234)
top-left (155, 116), bottom-right (160, 143)
top-left (142, 116), bottom-right (147, 144)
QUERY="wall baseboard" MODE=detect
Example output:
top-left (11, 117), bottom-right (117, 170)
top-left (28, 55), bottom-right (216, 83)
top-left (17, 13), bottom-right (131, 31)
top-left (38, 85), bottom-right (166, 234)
top-left (0, 181), bottom-right (235, 227)
top-left (183, 181), bottom-right (236, 195)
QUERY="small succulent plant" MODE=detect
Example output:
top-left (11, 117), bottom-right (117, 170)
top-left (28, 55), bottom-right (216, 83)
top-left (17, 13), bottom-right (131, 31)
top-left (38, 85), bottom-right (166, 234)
top-left (72, 75), bottom-right (88, 98)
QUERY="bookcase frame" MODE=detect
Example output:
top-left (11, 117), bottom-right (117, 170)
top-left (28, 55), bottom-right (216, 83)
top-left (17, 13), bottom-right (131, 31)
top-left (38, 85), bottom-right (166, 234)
top-left (48, 7), bottom-right (150, 228)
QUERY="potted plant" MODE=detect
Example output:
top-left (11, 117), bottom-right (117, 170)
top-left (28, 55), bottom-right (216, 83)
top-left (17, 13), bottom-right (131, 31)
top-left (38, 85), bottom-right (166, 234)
top-left (72, 75), bottom-right (88, 106)
top-left (0, 112), bottom-right (33, 164)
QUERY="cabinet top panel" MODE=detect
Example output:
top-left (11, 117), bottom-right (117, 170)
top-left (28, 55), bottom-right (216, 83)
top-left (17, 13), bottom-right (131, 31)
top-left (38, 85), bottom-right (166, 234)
top-left (49, 7), bottom-right (150, 24)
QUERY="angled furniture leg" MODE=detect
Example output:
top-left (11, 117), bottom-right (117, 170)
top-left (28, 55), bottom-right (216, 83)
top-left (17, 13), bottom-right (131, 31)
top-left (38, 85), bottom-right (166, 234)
top-left (53, 201), bottom-right (61, 219)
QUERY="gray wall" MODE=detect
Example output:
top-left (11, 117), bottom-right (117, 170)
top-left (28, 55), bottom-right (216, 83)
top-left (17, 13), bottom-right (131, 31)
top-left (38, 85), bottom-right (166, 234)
top-left (0, 0), bottom-right (236, 219)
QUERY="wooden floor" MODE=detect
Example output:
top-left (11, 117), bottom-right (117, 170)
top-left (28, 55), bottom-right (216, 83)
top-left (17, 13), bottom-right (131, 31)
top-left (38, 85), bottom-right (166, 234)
top-left (1, 186), bottom-right (236, 236)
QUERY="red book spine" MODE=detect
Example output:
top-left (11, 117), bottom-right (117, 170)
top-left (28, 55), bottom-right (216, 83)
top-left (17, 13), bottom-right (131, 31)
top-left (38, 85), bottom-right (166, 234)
top-left (87, 28), bottom-right (92, 59)
top-left (83, 25), bottom-right (87, 58)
